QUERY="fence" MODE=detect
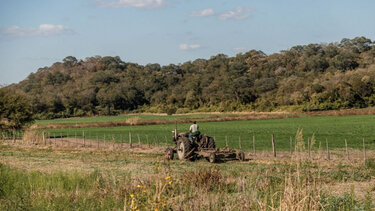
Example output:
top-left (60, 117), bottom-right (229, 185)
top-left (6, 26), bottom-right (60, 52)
top-left (1, 129), bottom-right (371, 163)
top-left (1, 130), bottom-right (24, 143)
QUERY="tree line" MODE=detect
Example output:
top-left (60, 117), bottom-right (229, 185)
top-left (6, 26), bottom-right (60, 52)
top-left (2, 36), bottom-right (375, 120)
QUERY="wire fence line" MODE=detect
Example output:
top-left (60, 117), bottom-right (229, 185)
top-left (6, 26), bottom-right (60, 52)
top-left (1, 129), bottom-right (370, 164)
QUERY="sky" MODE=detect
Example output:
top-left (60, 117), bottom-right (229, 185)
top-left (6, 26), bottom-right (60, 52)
top-left (1, 0), bottom-right (375, 85)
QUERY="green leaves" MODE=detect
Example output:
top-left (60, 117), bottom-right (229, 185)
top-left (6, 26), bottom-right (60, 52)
top-left (3, 37), bottom-right (375, 119)
top-left (0, 89), bottom-right (34, 130)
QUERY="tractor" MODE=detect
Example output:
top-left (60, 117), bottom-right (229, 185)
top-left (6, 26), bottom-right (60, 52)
top-left (165, 128), bottom-right (245, 163)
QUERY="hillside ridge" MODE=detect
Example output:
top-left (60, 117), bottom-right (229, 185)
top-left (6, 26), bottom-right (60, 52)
top-left (5, 36), bottom-right (375, 119)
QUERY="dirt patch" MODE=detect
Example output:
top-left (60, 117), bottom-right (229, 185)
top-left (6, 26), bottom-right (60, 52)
top-left (325, 180), bottom-right (375, 201)
top-left (0, 141), bottom-right (163, 180)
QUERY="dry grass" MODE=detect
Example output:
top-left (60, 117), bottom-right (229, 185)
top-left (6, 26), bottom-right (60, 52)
top-left (34, 108), bottom-right (375, 130)
top-left (182, 168), bottom-right (224, 192)
top-left (326, 180), bottom-right (375, 201)
top-left (125, 116), bottom-right (140, 125)
top-left (34, 112), bottom-right (294, 130)
top-left (1, 138), bottom-right (374, 210)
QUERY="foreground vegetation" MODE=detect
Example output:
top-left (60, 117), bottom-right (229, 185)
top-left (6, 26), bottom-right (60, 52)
top-left (42, 114), bottom-right (375, 150)
top-left (0, 143), bottom-right (374, 210)
top-left (3, 37), bottom-right (375, 119)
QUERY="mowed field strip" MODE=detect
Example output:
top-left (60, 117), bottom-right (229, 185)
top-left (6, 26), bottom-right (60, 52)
top-left (40, 114), bottom-right (375, 151)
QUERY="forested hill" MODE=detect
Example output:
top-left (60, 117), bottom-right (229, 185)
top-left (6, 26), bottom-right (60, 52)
top-left (6, 37), bottom-right (375, 119)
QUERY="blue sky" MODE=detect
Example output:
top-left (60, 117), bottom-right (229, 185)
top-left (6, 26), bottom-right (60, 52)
top-left (1, 0), bottom-right (375, 85)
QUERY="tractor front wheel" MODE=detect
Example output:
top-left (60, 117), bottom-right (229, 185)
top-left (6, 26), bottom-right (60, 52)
top-left (165, 147), bottom-right (174, 160)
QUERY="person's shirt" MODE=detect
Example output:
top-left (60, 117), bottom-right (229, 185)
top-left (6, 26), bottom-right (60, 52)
top-left (189, 124), bottom-right (199, 133)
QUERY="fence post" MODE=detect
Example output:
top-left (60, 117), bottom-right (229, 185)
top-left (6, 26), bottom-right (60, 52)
top-left (83, 131), bottom-right (85, 147)
top-left (56, 132), bottom-right (59, 146)
top-left (345, 139), bottom-right (349, 160)
top-left (225, 136), bottom-right (228, 148)
top-left (363, 138), bottom-right (366, 164)
top-left (253, 135), bottom-right (256, 155)
top-left (326, 138), bottom-right (330, 160)
top-left (120, 134), bottom-right (123, 149)
top-left (318, 141), bottom-right (322, 159)
top-left (238, 136), bottom-right (242, 150)
top-left (13, 130), bottom-right (16, 144)
top-left (137, 134), bottom-right (141, 146)
top-left (97, 133), bottom-right (99, 149)
top-left (112, 134), bottom-right (115, 150)
top-left (88, 132), bottom-right (91, 147)
top-left (47, 132), bottom-right (50, 145)
top-left (146, 135), bottom-right (150, 148)
top-left (60, 132), bottom-right (63, 146)
top-left (43, 131), bottom-right (46, 145)
top-left (290, 136), bottom-right (293, 155)
top-left (308, 137), bottom-right (311, 159)
top-left (57, 132), bottom-right (61, 145)
top-left (129, 132), bottom-right (132, 148)
top-left (272, 134), bottom-right (276, 158)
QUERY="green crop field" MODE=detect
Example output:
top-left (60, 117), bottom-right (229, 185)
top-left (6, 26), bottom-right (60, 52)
top-left (43, 115), bottom-right (375, 151)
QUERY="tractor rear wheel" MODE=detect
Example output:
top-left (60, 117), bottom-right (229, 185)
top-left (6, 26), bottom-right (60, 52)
top-left (177, 137), bottom-right (193, 160)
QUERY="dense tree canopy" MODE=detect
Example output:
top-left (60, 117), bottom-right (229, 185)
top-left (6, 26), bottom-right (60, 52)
top-left (0, 88), bottom-right (34, 130)
top-left (4, 37), bottom-right (375, 119)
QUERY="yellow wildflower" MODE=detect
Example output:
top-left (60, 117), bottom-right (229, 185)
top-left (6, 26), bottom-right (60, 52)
top-left (157, 166), bottom-right (162, 171)
top-left (131, 206), bottom-right (137, 210)
top-left (130, 194), bottom-right (134, 198)
top-left (136, 184), bottom-right (142, 188)
top-left (168, 180), bottom-right (173, 185)
top-left (164, 176), bottom-right (171, 180)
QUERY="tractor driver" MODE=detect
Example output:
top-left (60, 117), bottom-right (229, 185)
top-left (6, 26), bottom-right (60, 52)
top-left (189, 121), bottom-right (200, 141)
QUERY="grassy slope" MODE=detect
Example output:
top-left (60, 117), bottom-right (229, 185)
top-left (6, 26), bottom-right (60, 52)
top-left (43, 115), bottom-right (375, 150)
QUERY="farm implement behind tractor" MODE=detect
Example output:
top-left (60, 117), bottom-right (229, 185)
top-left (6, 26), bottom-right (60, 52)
top-left (165, 128), bottom-right (245, 163)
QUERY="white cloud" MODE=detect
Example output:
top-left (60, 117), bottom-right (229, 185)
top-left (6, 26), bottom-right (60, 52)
top-left (2, 24), bottom-right (71, 37)
top-left (179, 43), bottom-right (201, 51)
top-left (190, 8), bottom-right (214, 17)
top-left (96, 0), bottom-right (165, 8)
top-left (219, 7), bottom-right (253, 20)
top-left (233, 47), bottom-right (246, 52)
